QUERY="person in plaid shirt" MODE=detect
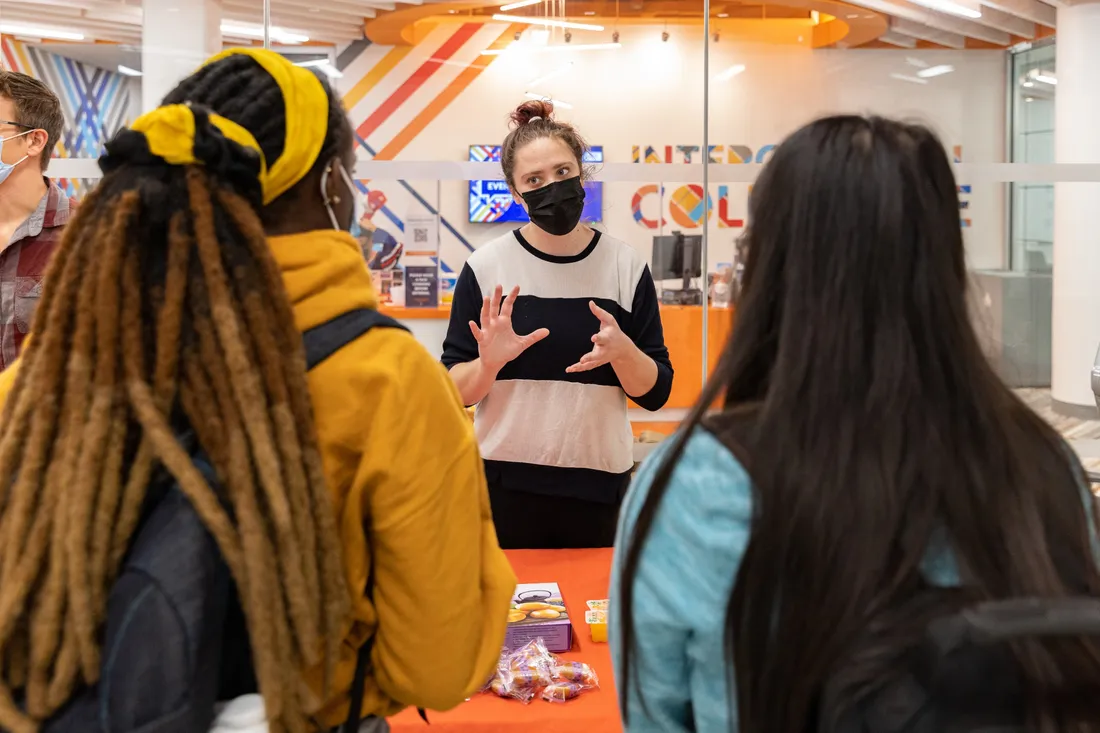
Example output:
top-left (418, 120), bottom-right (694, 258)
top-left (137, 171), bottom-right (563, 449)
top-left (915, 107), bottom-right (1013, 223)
top-left (0, 71), bottom-right (71, 371)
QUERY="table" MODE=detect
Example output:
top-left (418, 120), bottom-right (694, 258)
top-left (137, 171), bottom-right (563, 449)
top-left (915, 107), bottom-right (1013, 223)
top-left (388, 548), bottom-right (621, 733)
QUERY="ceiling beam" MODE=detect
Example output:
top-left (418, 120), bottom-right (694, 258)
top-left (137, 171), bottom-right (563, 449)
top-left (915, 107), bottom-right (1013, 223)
top-left (300, 0), bottom-right (386, 14)
top-left (880, 29), bottom-right (918, 46)
top-left (219, 19), bottom-right (363, 42)
top-left (0, 0), bottom-right (100, 8)
top-left (840, 0), bottom-right (1011, 43)
top-left (222, 3), bottom-right (370, 31)
top-left (981, 0), bottom-right (1056, 26)
top-left (890, 17), bottom-right (967, 48)
top-left (976, 4), bottom-right (1036, 35)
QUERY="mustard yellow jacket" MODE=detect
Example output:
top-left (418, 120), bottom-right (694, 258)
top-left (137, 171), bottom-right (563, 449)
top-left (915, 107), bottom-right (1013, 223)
top-left (0, 229), bottom-right (516, 728)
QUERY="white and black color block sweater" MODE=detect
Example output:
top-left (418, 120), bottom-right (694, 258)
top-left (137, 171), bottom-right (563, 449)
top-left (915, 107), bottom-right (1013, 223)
top-left (441, 228), bottom-right (673, 504)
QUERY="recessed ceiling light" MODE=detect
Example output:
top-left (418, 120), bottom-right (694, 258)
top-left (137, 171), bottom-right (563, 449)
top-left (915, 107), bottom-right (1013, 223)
top-left (890, 73), bottom-right (928, 85)
top-left (916, 64), bottom-right (954, 78)
top-left (296, 58), bottom-right (343, 78)
top-left (220, 22), bottom-right (309, 44)
top-left (0, 22), bottom-right (84, 41)
top-left (713, 64), bottom-right (745, 81)
top-left (909, 0), bottom-right (981, 18)
top-left (492, 13), bottom-right (603, 30)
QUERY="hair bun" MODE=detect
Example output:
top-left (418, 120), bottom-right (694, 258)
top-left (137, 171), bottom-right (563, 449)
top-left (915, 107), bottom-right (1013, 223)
top-left (189, 107), bottom-right (264, 191)
top-left (99, 129), bottom-right (161, 174)
top-left (101, 106), bottom-right (263, 205)
top-left (510, 99), bottom-right (554, 128)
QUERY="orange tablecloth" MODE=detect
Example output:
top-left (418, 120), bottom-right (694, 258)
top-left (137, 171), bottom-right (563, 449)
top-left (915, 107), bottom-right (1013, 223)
top-left (388, 548), bottom-right (621, 733)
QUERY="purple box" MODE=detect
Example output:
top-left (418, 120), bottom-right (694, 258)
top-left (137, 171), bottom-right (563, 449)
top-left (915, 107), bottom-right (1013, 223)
top-left (504, 583), bottom-right (573, 654)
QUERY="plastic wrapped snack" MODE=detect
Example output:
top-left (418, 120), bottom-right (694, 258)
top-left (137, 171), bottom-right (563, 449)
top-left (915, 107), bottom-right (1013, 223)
top-left (489, 672), bottom-right (536, 703)
top-left (483, 639), bottom-right (600, 704)
top-left (553, 661), bottom-right (599, 687)
top-left (505, 639), bottom-right (555, 688)
top-left (542, 681), bottom-right (587, 703)
top-left (483, 639), bottom-right (556, 704)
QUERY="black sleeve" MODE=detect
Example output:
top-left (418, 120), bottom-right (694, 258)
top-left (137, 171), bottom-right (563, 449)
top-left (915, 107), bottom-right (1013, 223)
top-left (627, 265), bottom-right (673, 411)
top-left (441, 263), bottom-right (483, 369)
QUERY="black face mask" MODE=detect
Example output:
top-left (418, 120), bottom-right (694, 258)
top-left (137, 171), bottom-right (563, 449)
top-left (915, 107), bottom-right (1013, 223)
top-left (521, 177), bottom-right (586, 236)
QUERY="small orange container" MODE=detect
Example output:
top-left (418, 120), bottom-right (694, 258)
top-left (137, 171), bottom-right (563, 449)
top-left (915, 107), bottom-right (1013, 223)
top-left (586, 600), bottom-right (608, 642)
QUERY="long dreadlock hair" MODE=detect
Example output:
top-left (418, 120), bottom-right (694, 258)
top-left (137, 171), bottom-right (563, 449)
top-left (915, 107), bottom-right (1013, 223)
top-left (0, 55), bottom-right (352, 733)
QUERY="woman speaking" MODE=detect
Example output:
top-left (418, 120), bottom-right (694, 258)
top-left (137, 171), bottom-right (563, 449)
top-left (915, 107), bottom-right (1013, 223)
top-left (443, 100), bottom-right (673, 550)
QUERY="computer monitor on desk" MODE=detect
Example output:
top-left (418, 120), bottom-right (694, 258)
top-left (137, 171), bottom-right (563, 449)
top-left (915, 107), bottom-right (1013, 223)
top-left (652, 232), bottom-right (704, 305)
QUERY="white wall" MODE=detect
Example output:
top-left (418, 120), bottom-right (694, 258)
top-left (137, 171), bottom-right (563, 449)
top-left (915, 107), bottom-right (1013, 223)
top-left (341, 24), bottom-right (1007, 275)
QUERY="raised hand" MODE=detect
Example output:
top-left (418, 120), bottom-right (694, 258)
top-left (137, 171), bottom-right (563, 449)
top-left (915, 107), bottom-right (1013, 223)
top-left (565, 301), bottom-right (631, 373)
top-left (470, 285), bottom-right (550, 371)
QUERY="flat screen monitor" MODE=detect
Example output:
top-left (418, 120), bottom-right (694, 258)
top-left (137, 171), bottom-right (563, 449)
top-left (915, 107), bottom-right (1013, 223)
top-left (469, 145), bottom-right (603, 224)
top-left (652, 233), bottom-right (704, 281)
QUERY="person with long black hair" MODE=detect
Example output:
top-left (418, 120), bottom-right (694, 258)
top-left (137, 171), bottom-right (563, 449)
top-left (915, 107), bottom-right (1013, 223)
top-left (611, 115), bottom-right (1100, 733)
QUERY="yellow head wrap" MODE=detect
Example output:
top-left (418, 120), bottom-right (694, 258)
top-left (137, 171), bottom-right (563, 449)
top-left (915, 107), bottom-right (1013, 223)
top-left (131, 104), bottom-right (268, 178)
top-left (128, 47), bottom-right (331, 206)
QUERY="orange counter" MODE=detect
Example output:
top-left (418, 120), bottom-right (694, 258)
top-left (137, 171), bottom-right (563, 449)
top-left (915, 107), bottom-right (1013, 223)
top-left (379, 303), bottom-right (735, 411)
top-left (388, 548), bottom-right (618, 733)
top-left (658, 305), bottom-right (734, 409)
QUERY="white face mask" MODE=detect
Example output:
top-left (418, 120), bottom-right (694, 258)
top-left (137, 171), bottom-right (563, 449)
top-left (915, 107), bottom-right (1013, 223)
top-left (0, 129), bottom-right (33, 186)
top-left (321, 160), bottom-right (364, 235)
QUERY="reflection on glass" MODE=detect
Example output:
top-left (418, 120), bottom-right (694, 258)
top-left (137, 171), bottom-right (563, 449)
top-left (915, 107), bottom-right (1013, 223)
top-left (1010, 40), bottom-right (1056, 273)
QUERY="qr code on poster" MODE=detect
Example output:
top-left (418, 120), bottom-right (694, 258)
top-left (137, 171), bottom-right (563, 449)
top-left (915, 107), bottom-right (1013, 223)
top-left (414, 227), bottom-right (428, 243)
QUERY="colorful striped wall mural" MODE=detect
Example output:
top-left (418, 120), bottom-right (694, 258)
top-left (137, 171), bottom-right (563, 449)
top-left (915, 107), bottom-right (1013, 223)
top-left (337, 22), bottom-right (520, 275)
top-left (1, 35), bottom-right (135, 197)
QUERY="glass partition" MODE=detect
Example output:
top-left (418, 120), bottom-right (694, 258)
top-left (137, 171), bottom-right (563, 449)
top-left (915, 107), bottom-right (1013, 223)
top-left (1010, 40), bottom-right (1056, 273)
top-left (2, 0), bottom-right (1099, 431)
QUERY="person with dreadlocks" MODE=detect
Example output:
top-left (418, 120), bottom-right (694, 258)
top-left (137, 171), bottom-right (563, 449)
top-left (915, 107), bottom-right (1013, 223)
top-left (0, 48), bottom-right (515, 733)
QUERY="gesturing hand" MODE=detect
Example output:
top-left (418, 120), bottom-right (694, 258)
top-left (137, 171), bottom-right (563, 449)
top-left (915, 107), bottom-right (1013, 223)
top-left (470, 285), bottom-right (550, 372)
top-left (566, 301), bottom-right (632, 374)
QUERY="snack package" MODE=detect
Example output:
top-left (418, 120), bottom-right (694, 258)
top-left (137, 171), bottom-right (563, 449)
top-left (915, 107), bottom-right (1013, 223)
top-left (484, 639), bottom-right (556, 704)
top-left (482, 638), bottom-right (600, 704)
top-left (553, 661), bottom-right (599, 687)
top-left (542, 681), bottom-right (587, 703)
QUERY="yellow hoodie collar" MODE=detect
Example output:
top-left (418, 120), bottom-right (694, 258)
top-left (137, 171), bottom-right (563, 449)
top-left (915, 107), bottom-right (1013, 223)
top-left (268, 229), bottom-right (378, 333)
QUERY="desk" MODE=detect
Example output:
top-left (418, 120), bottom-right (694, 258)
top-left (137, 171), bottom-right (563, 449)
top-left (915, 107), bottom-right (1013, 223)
top-left (388, 548), bottom-right (621, 733)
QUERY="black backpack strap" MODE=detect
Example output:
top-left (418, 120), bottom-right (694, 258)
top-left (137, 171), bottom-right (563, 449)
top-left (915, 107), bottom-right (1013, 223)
top-left (303, 309), bottom-right (408, 371)
top-left (319, 308), bottom-right (424, 730)
top-left (342, 640), bottom-right (373, 733)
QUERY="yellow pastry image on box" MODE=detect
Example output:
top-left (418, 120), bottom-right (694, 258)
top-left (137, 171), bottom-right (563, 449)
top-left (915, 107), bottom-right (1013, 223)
top-left (505, 583), bottom-right (572, 653)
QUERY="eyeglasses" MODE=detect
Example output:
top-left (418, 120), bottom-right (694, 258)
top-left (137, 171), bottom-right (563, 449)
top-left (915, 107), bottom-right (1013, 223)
top-left (0, 120), bottom-right (33, 129)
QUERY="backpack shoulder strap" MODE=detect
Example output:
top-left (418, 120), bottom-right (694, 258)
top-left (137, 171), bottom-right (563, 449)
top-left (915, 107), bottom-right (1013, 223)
top-left (310, 308), bottom-right (419, 731)
top-left (302, 309), bottom-right (409, 371)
